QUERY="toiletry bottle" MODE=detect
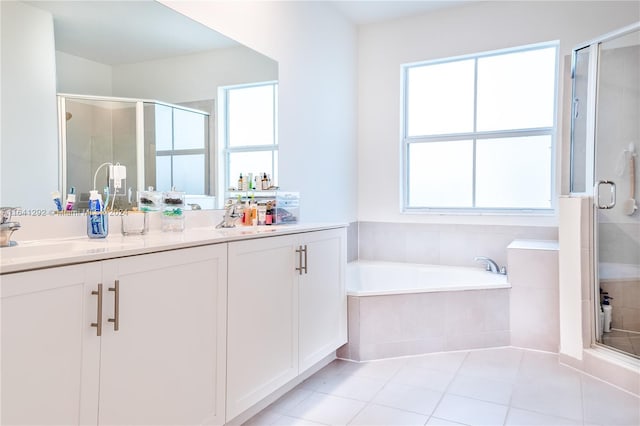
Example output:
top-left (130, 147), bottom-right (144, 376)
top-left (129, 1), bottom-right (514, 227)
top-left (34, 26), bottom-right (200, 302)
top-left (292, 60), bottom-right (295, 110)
top-left (258, 202), bottom-right (267, 225)
top-left (265, 201), bottom-right (273, 225)
top-left (243, 198), bottom-right (251, 226)
top-left (87, 190), bottom-right (108, 238)
top-left (238, 173), bottom-right (243, 191)
top-left (65, 187), bottom-right (76, 211)
top-left (52, 191), bottom-right (63, 211)
top-left (602, 295), bottom-right (613, 332)
top-left (250, 196), bottom-right (258, 226)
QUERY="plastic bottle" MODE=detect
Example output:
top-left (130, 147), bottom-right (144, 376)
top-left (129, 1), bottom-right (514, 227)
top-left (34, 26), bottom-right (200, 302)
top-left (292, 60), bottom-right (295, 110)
top-left (87, 190), bottom-right (108, 238)
top-left (65, 187), bottom-right (76, 211)
top-left (52, 191), bottom-right (63, 211)
top-left (238, 173), bottom-right (243, 191)
top-left (265, 201), bottom-right (273, 225)
top-left (603, 296), bottom-right (613, 333)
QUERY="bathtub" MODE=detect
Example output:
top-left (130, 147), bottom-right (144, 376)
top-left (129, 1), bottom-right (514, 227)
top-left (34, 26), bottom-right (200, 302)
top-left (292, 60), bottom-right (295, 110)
top-left (338, 261), bottom-right (512, 361)
top-left (347, 260), bottom-right (510, 296)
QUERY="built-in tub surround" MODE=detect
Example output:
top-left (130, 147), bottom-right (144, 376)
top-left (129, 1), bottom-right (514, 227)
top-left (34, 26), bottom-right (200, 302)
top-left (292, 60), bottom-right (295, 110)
top-left (338, 261), bottom-right (510, 361)
top-left (358, 222), bottom-right (557, 268)
top-left (508, 240), bottom-right (560, 353)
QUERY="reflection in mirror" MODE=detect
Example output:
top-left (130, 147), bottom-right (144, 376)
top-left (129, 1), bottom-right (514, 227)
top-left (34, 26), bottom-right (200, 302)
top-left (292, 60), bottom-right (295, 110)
top-left (60, 95), bottom-right (212, 209)
top-left (7, 1), bottom-right (277, 210)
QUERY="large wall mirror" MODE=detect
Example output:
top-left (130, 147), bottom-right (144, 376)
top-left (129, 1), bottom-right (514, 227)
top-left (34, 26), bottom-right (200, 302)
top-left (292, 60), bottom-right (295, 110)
top-left (8, 1), bottom-right (277, 210)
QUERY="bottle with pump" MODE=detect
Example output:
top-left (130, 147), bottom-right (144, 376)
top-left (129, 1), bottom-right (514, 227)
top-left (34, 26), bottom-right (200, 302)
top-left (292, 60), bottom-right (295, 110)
top-left (87, 190), bottom-right (108, 238)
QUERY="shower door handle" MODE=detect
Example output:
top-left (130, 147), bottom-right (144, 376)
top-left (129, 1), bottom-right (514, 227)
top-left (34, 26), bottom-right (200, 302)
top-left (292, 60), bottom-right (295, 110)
top-left (594, 180), bottom-right (616, 209)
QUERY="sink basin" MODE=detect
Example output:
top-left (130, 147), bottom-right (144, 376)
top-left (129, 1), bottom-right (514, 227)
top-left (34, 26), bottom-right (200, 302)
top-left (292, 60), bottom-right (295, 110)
top-left (0, 238), bottom-right (138, 259)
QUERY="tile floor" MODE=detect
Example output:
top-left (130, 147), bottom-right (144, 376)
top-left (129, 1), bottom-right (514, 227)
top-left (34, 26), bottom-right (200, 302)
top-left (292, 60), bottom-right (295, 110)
top-left (243, 347), bottom-right (640, 426)
top-left (602, 329), bottom-right (640, 357)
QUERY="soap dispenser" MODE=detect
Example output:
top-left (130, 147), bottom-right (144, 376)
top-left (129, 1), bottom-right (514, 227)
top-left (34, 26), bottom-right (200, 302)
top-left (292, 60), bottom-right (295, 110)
top-left (87, 190), bottom-right (108, 238)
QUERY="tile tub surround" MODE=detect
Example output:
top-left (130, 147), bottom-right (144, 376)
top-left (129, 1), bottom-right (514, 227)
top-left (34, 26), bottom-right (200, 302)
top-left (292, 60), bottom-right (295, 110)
top-left (507, 240), bottom-right (560, 352)
top-left (245, 347), bottom-right (640, 426)
top-left (357, 222), bottom-right (557, 268)
top-left (338, 289), bottom-right (510, 361)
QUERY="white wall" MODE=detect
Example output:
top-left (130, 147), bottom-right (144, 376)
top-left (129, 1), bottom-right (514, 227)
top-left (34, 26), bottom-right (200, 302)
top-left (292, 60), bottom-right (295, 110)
top-left (162, 1), bottom-right (358, 223)
top-left (357, 1), bottom-right (640, 226)
top-left (56, 51), bottom-right (113, 96)
top-left (112, 46), bottom-right (277, 104)
top-left (1, 1), bottom-right (58, 209)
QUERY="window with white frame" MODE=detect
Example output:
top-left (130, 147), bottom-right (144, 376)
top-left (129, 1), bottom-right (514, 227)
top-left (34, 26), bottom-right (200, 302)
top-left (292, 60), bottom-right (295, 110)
top-left (403, 43), bottom-right (558, 211)
top-left (222, 82), bottom-right (278, 191)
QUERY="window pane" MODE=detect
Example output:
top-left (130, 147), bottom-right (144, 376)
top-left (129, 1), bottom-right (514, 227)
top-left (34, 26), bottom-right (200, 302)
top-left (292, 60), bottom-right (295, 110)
top-left (173, 108), bottom-right (206, 150)
top-left (229, 151), bottom-right (274, 189)
top-left (408, 140), bottom-right (473, 207)
top-left (407, 60), bottom-right (475, 136)
top-left (173, 154), bottom-right (205, 194)
top-left (228, 85), bottom-right (275, 147)
top-left (155, 104), bottom-right (173, 151)
top-left (476, 136), bottom-right (552, 208)
top-left (156, 156), bottom-right (171, 192)
top-left (477, 47), bottom-right (556, 131)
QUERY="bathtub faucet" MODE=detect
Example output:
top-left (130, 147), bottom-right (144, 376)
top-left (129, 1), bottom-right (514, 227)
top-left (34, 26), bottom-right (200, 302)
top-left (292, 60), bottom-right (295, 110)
top-left (474, 256), bottom-right (507, 275)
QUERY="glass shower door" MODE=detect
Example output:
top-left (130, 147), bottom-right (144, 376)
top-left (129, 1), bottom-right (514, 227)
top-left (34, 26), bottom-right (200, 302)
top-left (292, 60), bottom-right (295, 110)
top-left (592, 28), bottom-right (640, 357)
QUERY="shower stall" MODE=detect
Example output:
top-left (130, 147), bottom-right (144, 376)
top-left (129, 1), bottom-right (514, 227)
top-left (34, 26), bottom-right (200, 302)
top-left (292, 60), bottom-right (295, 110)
top-left (58, 95), bottom-right (211, 210)
top-left (570, 23), bottom-right (640, 358)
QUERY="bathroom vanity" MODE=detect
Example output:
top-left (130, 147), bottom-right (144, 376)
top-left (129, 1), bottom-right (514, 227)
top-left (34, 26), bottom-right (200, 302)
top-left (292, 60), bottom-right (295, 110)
top-left (0, 224), bottom-right (347, 425)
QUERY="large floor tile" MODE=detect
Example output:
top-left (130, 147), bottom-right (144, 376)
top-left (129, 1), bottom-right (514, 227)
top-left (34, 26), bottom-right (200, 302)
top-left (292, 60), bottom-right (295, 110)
top-left (510, 375), bottom-right (583, 422)
top-left (582, 375), bottom-right (640, 426)
top-left (404, 351), bottom-right (468, 373)
top-left (243, 408), bottom-right (285, 426)
top-left (391, 365), bottom-right (456, 392)
top-left (341, 357), bottom-right (406, 380)
top-left (372, 382), bottom-right (443, 415)
top-left (287, 392), bottom-right (366, 425)
top-left (268, 387), bottom-right (314, 415)
top-left (425, 417), bottom-right (467, 425)
top-left (432, 394), bottom-right (508, 426)
top-left (272, 416), bottom-right (327, 426)
top-left (447, 373), bottom-right (514, 405)
top-left (313, 373), bottom-right (387, 401)
top-left (505, 407), bottom-right (582, 425)
top-left (349, 403), bottom-right (429, 425)
top-left (457, 348), bottom-right (523, 383)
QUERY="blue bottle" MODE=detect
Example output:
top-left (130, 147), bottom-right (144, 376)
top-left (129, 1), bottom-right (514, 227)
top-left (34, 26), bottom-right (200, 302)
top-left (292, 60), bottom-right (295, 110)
top-left (87, 190), bottom-right (108, 238)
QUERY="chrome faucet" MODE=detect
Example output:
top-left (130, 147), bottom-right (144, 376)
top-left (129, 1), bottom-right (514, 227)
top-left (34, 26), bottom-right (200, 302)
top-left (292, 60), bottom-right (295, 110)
top-left (216, 200), bottom-right (241, 228)
top-left (0, 207), bottom-right (21, 247)
top-left (474, 256), bottom-right (507, 275)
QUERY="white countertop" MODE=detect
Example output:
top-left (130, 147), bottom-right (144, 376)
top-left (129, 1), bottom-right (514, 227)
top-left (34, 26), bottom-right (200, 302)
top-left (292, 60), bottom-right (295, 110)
top-left (0, 223), bottom-right (346, 275)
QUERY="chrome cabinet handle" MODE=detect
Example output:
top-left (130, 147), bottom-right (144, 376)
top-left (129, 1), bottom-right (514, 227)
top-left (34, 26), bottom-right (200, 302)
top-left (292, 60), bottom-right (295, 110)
top-left (295, 246), bottom-right (304, 275)
top-left (594, 180), bottom-right (616, 209)
top-left (303, 245), bottom-right (308, 275)
top-left (108, 280), bottom-right (120, 331)
top-left (91, 284), bottom-right (103, 336)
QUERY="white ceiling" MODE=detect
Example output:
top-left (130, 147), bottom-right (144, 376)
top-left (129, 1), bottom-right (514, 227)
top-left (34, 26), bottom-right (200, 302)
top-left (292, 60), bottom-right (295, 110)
top-left (27, 1), bottom-right (239, 65)
top-left (327, 0), bottom-right (471, 25)
top-left (26, 0), bottom-right (471, 65)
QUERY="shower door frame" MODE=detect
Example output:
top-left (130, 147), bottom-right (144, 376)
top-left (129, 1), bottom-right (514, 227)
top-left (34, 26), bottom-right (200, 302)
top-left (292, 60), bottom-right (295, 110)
top-left (570, 21), bottom-right (640, 356)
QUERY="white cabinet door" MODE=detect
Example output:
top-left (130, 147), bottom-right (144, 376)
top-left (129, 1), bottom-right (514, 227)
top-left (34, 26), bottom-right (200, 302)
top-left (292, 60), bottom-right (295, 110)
top-left (1, 264), bottom-right (101, 425)
top-left (97, 245), bottom-right (227, 425)
top-left (298, 228), bottom-right (347, 372)
top-left (226, 235), bottom-right (299, 421)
